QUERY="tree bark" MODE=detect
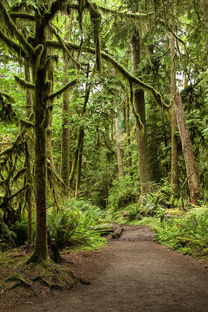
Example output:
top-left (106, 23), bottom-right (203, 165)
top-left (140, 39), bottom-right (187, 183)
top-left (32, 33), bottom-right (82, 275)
top-left (29, 13), bottom-right (49, 263)
top-left (24, 60), bottom-right (34, 245)
top-left (131, 16), bottom-right (151, 193)
top-left (174, 92), bottom-right (201, 204)
top-left (169, 33), bottom-right (179, 193)
top-left (203, 0), bottom-right (208, 62)
top-left (61, 52), bottom-right (71, 192)
top-left (125, 94), bottom-right (132, 170)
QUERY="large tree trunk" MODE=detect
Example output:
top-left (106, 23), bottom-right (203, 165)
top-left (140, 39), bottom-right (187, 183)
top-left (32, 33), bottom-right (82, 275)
top-left (29, 15), bottom-right (49, 263)
top-left (131, 14), bottom-right (151, 193)
top-left (174, 92), bottom-right (201, 204)
top-left (169, 33), bottom-right (179, 193)
top-left (24, 60), bottom-right (34, 245)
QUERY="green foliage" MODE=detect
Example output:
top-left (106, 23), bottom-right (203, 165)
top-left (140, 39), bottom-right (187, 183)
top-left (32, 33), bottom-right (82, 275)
top-left (107, 175), bottom-right (139, 211)
top-left (107, 181), bottom-right (182, 223)
top-left (47, 199), bottom-right (106, 250)
top-left (12, 218), bottom-right (34, 246)
top-left (0, 213), bottom-right (16, 251)
top-left (155, 208), bottom-right (208, 257)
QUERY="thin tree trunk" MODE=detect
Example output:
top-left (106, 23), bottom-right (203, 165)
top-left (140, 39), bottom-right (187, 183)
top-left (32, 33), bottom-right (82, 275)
top-left (114, 108), bottom-right (124, 177)
top-left (174, 92), bottom-right (201, 204)
top-left (169, 33), bottom-right (179, 192)
top-left (125, 94), bottom-right (132, 170)
top-left (70, 66), bottom-right (92, 193)
top-left (61, 52), bottom-right (71, 192)
top-left (75, 127), bottom-right (84, 199)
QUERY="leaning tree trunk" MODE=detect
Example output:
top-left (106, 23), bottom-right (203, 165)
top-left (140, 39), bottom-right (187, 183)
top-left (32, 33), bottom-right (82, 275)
top-left (174, 92), bottom-right (201, 204)
top-left (169, 33), bottom-right (179, 193)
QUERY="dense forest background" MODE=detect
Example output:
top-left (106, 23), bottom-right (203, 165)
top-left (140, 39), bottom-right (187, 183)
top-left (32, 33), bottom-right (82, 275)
top-left (0, 0), bottom-right (208, 263)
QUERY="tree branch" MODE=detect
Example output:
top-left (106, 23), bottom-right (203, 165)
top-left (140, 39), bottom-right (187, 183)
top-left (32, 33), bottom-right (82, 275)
top-left (98, 5), bottom-right (153, 19)
top-left (47, 78), bottom-right (77, 100)
top-left (0, 1), bottom-right (34, 55)
top-left (44, 0), bottom-right (68, 26)
top-left (10, 12), bottom-right (35, 21)
top-left (0, 29), bottom-right (26, 58)
top-left (14, 75), bottom-right (35, 89)
top-left (47, 40), bottom-right (168, 108)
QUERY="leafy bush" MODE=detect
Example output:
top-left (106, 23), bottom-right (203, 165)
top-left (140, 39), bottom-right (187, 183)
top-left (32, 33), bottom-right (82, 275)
top-left (0, 212), bottom-right (16, 251)
top-left (47, 199), bottom-right (106, 250)
top-left (107, 175), bottom-right (139, 211)
top-left (155, 208), bottom-right (208, 256)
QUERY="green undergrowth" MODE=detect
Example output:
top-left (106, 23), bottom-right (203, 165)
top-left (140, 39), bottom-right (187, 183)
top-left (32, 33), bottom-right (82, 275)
top-left (47, 199), bottom-right (106, 251)
top-left (154, 207), bottom-right (208, 258)
top-left (0, 199), bottom-right (107, 252)
top-left (107, 182), bottom-right (208, 260)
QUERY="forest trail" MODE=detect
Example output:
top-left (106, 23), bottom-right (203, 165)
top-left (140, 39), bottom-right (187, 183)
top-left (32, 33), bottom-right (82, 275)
top-left (7, 226), bottom-right (208, 312)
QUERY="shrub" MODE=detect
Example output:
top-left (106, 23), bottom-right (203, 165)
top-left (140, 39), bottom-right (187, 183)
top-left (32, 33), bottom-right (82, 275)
top-left (155, 208), bottom-right (208, 256)
top-left (107, 175), bottom-right (139, 211)
top-left (47, 199), bottom-right (106, 250)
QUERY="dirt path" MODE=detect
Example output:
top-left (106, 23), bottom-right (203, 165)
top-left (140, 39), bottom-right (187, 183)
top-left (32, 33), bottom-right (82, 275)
top-left (4, 226), bottom-right (208, 312)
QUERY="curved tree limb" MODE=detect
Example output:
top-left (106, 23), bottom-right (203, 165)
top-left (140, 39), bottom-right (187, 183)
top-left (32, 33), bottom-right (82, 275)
top-left (14, 75), bottom-right (35, 89)
top-left (47, 40), bottom-right (168, 108)
top-left (47, 78), bottom-right (77, 100)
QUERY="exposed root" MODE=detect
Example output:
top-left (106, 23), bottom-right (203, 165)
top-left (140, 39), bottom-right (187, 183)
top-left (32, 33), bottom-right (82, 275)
top-left (1, 261), bottom-right (77, 293)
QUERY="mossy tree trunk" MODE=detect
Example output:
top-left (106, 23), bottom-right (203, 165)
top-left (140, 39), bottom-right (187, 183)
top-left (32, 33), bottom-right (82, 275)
top-left (24, 60), bottom-right (34, 245)
top-left (131, 28), bottom-right (151, 193)
top-left (29, 10), bottom-right (50, 263)
top-left (130, 3), bottom-right (152, 193)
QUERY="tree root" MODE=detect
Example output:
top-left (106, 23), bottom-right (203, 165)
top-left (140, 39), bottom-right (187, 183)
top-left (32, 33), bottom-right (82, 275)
top-left (1, 261), bottom-right (77, 293)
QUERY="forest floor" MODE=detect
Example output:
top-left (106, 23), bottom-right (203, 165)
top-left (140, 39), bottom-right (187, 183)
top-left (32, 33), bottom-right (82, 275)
top-left (1, 225), bottom-right (208, 312)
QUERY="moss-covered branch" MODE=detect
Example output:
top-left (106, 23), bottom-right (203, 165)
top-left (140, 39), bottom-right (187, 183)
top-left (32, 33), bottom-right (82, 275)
top-left (0, 2), bottom-right (34, 55)
top-left (43, 0), bottom-right (68, 27)
top-left (50, 25), bottom-right (81, 69)
top-left (14, 75), bottom-right (35, 89)
top-left (10, 12), bottom-right (35, 21)
top-left (0, 29), bottom-right (26, 58)
top-left (97, 5), bottom-right (153, 19)
top-left (47, 40), bottom-right (168, 108)
top-left (48, 79), bottom-right (77, 100)
top-left (159, 19), bottom-right (186, 47)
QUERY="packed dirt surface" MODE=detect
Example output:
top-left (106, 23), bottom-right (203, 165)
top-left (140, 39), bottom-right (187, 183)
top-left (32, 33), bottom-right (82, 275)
top-left (1, 225), bottom-right (208, 312)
